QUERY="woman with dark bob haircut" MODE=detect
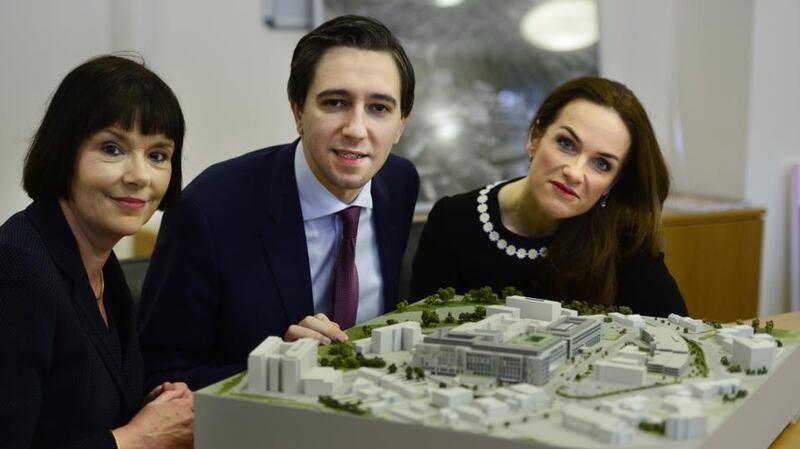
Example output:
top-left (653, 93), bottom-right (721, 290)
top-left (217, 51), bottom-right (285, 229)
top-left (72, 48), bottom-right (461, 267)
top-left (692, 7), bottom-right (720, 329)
top-left (410, 76), bottom-right (688, 318)
top-left (0, 55), bottom-right (193, 448)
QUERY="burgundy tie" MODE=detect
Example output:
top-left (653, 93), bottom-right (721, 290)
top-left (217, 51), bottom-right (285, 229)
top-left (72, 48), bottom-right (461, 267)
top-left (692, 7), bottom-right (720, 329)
top-left (332, 206), bottom-right (360, 329)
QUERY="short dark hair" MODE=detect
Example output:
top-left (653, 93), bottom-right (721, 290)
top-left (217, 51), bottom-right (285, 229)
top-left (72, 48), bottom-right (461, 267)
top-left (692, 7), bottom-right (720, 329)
top-left (23, 54), bottom-right (185, 210)
top-left (287, 15), bottom-right (415, 118)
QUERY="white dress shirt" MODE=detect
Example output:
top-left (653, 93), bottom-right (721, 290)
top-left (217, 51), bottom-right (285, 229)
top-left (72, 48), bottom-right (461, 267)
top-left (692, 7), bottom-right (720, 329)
top-left (294, 142), bottom-right (384, 325)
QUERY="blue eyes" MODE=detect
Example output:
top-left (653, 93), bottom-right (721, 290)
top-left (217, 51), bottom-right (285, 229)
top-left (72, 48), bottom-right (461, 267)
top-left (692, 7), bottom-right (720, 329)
top-left (148, 152), bottom-right (170, 163)
top-left (556, 136), bottom-right (612, 173)
top-left (101, 143), bottom-right (123, 156)
top-left (557, 137), bottom-right (574, 152)
top-left (100, 141), bottom-right (170, 164)
top-left (593, 159), bottom-right (611, 172)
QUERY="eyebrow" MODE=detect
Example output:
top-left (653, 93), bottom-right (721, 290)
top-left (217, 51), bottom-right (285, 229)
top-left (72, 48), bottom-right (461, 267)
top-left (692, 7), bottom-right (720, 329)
top-left (105, 128), bottom-right (174, 150)
top-left (317, 89), bottom-right (398, 107)
top-left (560, 125), bottom-right (621, 161)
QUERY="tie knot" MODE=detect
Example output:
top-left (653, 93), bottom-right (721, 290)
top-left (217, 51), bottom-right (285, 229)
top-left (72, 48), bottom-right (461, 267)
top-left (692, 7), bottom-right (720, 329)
top-left (338, 206), bottom-right (360, 238)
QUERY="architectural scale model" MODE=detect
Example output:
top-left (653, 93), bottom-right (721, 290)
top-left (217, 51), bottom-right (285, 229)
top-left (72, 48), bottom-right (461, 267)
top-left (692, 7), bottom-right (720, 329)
top-left (195, 293), bottom-right (800, 449)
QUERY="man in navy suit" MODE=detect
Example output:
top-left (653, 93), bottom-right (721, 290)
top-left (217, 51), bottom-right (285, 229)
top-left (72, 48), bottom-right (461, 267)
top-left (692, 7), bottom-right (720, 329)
top-left (138, 15), bottom-right (419, 391)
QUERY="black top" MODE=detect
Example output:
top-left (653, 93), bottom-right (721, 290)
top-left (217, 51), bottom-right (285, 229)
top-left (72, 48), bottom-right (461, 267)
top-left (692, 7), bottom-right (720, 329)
top-left (0, 199), bottom-right (143, 449)
top-left (410, 180), bottom-right (687, 318)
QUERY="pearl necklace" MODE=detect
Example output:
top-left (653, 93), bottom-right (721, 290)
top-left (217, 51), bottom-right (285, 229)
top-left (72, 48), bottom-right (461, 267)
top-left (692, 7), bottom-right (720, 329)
top-left (477, 181), bottom-right (548, 260)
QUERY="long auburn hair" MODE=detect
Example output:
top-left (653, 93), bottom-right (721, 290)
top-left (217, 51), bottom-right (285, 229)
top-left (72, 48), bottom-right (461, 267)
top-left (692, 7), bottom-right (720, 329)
top-left (531, 77), bottom-right (670, 305)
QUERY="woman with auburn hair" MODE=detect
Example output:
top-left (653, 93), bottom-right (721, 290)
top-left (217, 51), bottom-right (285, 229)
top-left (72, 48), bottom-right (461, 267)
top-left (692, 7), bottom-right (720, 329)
top-left (0, 55), bottom-right (193, 448)
top-left (410, 76), bottom-right (687, 317)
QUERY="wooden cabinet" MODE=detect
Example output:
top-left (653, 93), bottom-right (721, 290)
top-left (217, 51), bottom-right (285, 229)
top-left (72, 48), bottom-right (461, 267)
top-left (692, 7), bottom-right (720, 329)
top-left (662, 207), bottom-right (765, 322)
top-left (133, 228), bottom-right (158, 258)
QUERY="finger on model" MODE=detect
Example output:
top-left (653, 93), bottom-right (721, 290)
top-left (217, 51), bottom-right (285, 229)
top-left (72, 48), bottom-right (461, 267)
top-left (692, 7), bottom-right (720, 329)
top-left (315, 313), bottom-right (343, 329)
top-left (286, 324), bottom-right (332, 345)
top-left (301, 316), bottom-right (348, 342)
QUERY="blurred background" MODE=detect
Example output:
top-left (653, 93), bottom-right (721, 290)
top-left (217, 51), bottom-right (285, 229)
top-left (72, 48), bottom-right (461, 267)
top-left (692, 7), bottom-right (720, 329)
top-left (325, 0), bottom-right (599, 209)
top-left (1, 0), bottom-right (797, 318)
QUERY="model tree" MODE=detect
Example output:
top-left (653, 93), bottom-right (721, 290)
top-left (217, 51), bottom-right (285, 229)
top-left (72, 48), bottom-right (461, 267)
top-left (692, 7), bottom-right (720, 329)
top-left (395, 300), bottom-right (408, 312)
top-left (464, 286), bottom-right (500, 304)
top-left (501, 286), bottom-right (522, 299)
top-left (423, 294), bottom-right (440, 306)
top-left (436, 287), bottom-right (456, 302)
top-left (618, 306), bottom-right (633, 315)
top-left (421, 309), bottom-right (440, 327)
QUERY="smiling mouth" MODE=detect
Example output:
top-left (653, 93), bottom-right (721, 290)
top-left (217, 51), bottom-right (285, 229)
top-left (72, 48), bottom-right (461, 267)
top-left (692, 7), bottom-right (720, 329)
top-left (113, 197), bottom-right (147, 209)
top-left (333, 149), bottom-right (367, 160)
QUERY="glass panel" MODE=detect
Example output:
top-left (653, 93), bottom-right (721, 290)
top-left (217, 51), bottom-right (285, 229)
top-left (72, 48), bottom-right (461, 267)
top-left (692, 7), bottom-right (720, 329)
top-left (324, 0), bottom-right (599, 210)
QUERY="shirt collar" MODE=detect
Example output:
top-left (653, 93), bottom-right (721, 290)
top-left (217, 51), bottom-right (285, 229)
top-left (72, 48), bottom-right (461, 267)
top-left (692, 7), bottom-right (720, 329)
top-left (295, 140), bottom-right (373, 222)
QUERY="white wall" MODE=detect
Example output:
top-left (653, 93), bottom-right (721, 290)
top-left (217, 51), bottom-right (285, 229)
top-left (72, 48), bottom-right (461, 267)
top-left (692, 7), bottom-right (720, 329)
top-left (744, 0), bottom-right (800, 315)
top-left (598, 0), bottom-right (680, 188)
top-left (0, 0), bottom-right (113, 222)
top-left (599, 0), bottom-right (753, 198)
top-left (599, 0), bottom-right (798, 316)
top-left (1, 1), bottom-right (797, 314)
top-left (120, 0), bottom-right (301, 183)
top-left (673, 0), bottom-right (753, 200)
top-left (0, 0), bottom-right (301, 257)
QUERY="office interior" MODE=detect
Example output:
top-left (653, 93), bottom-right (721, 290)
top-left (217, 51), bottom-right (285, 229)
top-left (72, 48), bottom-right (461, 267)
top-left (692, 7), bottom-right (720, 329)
top-left (1, 0), bottom-right (798, 320)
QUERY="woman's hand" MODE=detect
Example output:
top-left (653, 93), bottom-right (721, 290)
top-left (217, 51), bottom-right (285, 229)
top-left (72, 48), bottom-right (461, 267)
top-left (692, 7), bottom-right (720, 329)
top-left (143, 381), bottom-right (191, 404)
top-left (113, 386), bottom-right (194, 449)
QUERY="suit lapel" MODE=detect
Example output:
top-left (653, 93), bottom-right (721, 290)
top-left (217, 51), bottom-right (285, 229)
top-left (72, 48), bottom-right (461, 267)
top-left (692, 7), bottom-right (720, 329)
top-left (259, 142), bottom-right (315, 326)
top-left (371, 175), bottom-right (400, 312)
top-left (25, 200), bottom-right (134, 410)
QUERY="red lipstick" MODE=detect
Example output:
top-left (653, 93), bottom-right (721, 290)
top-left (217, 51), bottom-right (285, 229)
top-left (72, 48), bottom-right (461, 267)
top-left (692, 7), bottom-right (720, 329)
top-left (113, 197), bottom-right (146, 209)
top-left (550, 181), bottom-right (579, 199)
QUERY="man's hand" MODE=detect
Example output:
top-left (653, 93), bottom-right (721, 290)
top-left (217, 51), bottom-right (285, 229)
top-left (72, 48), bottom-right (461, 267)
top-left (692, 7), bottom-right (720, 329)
top-left (284, 313), bottom-right (348, 344)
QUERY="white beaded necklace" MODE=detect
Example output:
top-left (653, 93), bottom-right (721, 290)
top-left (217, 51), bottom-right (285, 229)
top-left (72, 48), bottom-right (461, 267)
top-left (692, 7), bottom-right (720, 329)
top-left (477, 181), bottom-right (548, 260)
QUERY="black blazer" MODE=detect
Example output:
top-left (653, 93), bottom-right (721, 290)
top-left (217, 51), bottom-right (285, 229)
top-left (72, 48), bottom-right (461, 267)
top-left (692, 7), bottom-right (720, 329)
top-left (0, 200), bottom-right (143, 449)
top-left (138, 141), bottom-right (419, 391)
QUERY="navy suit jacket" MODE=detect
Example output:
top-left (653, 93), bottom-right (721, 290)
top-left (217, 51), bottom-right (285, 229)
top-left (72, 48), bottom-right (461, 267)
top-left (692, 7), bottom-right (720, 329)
top-left (139, 141), bottom-right (419, 390)
top-left (0, 200), bottom-right (143, 449)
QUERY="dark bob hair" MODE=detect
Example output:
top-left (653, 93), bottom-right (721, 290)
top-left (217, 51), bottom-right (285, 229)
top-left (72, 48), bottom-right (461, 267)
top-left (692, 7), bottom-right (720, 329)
top-left (287, 15), bottom-right (415, 118)
top-left (23, 54), bottom-right (185, 210)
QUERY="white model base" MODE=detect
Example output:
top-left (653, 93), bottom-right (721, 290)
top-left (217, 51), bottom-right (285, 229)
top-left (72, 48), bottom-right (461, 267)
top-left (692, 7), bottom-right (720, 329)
top-left (196, 303), bottom-right (800, 449)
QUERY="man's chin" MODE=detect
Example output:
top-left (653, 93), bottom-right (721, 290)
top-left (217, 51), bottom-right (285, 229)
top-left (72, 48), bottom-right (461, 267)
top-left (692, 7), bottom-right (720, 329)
top-left (324, 173), bottom-right (372, 202)
top-left (330, 170), bottom-right (372, 188)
